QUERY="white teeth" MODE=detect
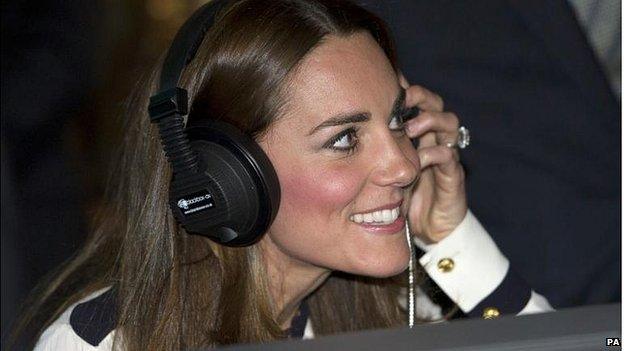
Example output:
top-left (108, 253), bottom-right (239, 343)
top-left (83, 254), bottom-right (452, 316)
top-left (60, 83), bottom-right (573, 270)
top-left (350, 206), bottom-right (400, 225)
top-left (372, 211), bottom-right (382, 222)
top-left (382, 209), bottom-right (392, 222)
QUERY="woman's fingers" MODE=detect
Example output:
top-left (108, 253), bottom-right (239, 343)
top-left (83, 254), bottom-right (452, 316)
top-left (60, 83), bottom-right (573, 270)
top-left (404, 85), bottom-right (444, 112)
top-left (417, 144), bottom-right (461, 176)
top-left (402, 82), bottom-right (468, 243)
top-left (405, 110), bottom-right (460, 147)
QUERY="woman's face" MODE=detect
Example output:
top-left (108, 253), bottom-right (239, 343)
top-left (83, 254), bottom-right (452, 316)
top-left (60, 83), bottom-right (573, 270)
top-left (258, 32), bottom-right (420, 278)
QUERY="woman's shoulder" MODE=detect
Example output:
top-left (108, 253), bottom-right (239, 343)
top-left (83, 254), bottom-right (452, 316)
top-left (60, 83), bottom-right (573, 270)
top-left (34, 287), bottom-right (118, 351)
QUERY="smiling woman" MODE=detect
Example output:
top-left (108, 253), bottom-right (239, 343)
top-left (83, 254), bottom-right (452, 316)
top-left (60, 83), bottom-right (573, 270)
top-left (12, 1), bottom-right (552, 350)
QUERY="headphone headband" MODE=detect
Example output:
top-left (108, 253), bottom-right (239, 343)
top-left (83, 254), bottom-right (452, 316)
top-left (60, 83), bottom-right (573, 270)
top-left (159, 0), bottom-right (230, 91)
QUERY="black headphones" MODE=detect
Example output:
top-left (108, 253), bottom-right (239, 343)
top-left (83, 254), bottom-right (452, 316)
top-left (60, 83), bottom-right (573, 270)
top-left (147, 0), bottom-right (280, 247)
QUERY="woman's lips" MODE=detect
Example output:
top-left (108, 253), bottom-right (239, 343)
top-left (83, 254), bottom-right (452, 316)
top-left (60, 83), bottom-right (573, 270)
top-left (354, 214), bottom-right (406, 235)
top-left (352, 199), bottom-right (403, 215)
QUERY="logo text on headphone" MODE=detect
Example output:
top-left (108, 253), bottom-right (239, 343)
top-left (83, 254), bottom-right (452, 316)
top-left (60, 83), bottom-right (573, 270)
top-left (176, 190), bottom-right (215, 215)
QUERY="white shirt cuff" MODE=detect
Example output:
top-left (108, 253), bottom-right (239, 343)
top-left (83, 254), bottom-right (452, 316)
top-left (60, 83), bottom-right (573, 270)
top-left (414, 209), bottom-right (509, 312)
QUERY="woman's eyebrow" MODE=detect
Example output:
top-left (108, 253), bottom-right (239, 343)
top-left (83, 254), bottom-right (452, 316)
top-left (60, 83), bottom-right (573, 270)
top-left (307, 113), bottom-right (370, 136)
top-left (307, 89), bottom-right (406, 136)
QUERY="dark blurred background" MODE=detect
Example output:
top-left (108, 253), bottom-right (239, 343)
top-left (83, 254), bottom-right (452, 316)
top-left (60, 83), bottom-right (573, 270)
top-left (1, 0), bottom-right (208, 343)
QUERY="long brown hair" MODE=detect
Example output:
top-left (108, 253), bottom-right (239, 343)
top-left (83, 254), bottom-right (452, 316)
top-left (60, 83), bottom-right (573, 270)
top-left (13, 1), bottom-right (414, 349)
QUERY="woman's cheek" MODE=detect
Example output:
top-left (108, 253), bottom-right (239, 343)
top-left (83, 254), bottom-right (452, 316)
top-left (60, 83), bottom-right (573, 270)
top-left (279, 161), bottom-right (364, 216)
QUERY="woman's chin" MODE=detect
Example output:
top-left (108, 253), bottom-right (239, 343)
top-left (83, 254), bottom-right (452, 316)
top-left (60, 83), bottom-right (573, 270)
top-left (346, 253), bottom-right (411, 278)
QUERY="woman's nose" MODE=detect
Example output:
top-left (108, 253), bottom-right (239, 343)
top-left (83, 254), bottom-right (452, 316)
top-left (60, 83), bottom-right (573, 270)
top-left (370, 137), bottom-right (419, 188)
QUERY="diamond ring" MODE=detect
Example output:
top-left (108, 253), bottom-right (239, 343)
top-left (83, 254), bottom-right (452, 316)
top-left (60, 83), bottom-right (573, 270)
top-left (445, 126), bottom-right (470, 149)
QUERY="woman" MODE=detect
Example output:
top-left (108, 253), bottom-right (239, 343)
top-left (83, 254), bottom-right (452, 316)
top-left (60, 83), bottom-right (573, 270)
top-left (19, 0), bottom-right (551, 350)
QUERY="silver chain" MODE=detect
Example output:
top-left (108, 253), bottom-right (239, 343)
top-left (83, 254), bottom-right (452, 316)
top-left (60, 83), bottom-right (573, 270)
top-left (405, 220), bottom-right (415, 328)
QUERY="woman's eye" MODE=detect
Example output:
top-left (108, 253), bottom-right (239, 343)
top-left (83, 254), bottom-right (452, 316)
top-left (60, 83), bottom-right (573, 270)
top-left (333, 133), bottom-right (353, 148)
top-left (324, 127), bottom-right (359, 152)
top-left (388, 114), bottom-right (404, 131)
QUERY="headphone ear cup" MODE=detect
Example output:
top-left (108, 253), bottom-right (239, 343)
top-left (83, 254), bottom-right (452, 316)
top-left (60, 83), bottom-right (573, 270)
top-left (171, 120), bottom-right (280, 246)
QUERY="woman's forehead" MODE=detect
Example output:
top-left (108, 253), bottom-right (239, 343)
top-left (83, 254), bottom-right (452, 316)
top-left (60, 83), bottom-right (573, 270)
top-left (279, 32), bottom-right (399, 130)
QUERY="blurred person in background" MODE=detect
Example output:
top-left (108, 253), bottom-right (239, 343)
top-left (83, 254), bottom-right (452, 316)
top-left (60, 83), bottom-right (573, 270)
top-left (357, 0), bottom-right (621, 310)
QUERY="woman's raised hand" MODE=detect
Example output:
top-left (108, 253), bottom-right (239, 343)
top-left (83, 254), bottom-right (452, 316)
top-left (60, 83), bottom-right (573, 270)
top-left (401, 79), bottom-right (468, 244)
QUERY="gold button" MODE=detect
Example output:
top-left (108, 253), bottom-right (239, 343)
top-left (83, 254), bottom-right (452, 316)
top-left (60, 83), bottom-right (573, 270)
top-left (482, 307), bottom-right (500, 319)
top-left (437, 258), bottom-right (455, 272)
